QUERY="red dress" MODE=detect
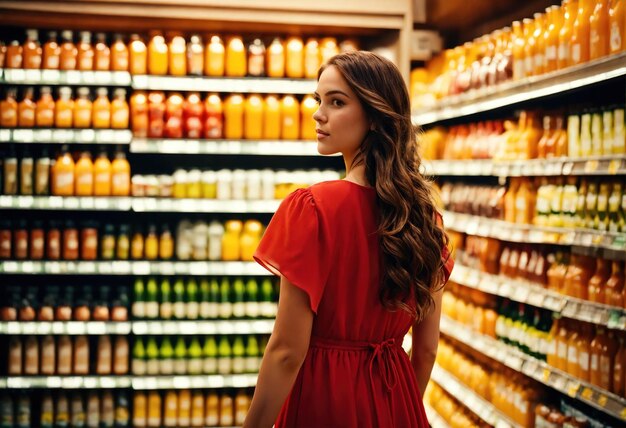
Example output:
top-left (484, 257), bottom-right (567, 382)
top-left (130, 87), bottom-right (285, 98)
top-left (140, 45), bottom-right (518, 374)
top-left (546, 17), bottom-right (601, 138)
top-left (254, 180), bottom-right (453, 428)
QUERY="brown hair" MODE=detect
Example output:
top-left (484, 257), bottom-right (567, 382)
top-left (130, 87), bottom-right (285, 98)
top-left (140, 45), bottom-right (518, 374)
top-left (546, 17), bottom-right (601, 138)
top-left (320, 51), bottom-right (448, 321)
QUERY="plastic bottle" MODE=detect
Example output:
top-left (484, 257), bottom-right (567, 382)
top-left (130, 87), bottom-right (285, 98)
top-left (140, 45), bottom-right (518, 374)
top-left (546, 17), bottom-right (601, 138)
top-left (205, 35), bottom-right (225, 76)
top-left (168, 34), bottom-right (187, 76)
top-left (609, 0), bottom-right (625, 54)
top-left (129, 34), bottom-right (148, 75)
top-left (73, 87), bottom-right (92, 128)
top-left (17, 87), bottom-right (36, 128)
top-left (111, 33), bottom-right (129, 71)
top-left (93, 88), bottom-right (111, 129)
top-left (55, 86), bottom-right (74, 128)
top-left (148, 33), bottom-right (168, 75)
top-left (42, 31), bottom-right (61, 70)
top-left (74, 151), bottom-right (94, 196)
top-left (225, 36), bottom-right (246, 77)
top-left (22, 29), bottom-right (42, 70)
top-left (590, 0), bottom-right (611, 60)
top-left (77, 31), bottom-right (94, 71)
top-left (94, 32), bottom-right (111, 71)
top-left (111, 148), bottom-right (130, 196)
top-left (36, 86), bottom-right (55, 127)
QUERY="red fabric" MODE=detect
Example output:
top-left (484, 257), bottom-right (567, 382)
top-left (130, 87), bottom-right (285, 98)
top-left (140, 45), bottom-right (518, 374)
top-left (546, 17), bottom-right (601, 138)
top-left (254, 180), bottom-right (453, 428)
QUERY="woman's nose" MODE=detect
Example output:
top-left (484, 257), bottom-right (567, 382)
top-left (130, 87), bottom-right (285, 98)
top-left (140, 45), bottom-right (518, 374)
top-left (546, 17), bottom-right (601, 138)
top-left (312, 107), bottom-right (325, 123)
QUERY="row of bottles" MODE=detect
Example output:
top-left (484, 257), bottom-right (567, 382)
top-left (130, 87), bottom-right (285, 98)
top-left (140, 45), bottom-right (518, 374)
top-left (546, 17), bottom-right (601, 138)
top-left (442, 281), bottom-right (498, 340)
top-left (131, 92), bottom-right (316, 140)
top-left (132, 335), bottom-right (267, 376)
top-left (6, 335), bottom-right (128, 376)
top-left (0, 390), bottom-right (130, 428)
top-left (132, 168), bottom-right (339, 200)
top-left (1, 284), bottom-right (128, 322)
top-left (0, 28), bottom-right (356, 78)
top-left (411, 0), bottom-right (626, 106)
top-left (132, 389), bottom-right (251, 428)
top-left (422, 106), bottom-right (625, 161)
top-left (423, 383), bottom-right (488, 428)
top-left (0, 86), bottom-right (129, 129)
top-left (1, 145), bottom-right (130, 197)
top-left (132, 277), bottom-right (277, 320)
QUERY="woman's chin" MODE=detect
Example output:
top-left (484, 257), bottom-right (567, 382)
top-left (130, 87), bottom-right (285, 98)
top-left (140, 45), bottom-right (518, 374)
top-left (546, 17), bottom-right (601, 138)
top-left (317, 142), bottom-right (338, 156)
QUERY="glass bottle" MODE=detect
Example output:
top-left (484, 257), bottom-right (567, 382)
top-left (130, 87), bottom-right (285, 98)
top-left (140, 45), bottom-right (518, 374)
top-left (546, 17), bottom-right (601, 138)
top-left (55, 86), bottom-right (74, 128)
top-left (609, 0), bottom-right (625, 54)
top-left (59, 30), bottom-right (78, 70)
top-left (571, 0), bottom-right (591, 65)
top-left (129, 34), bottom-right (147, 75)
top-left (94, 32), bottom-right (111, 71)
top-left (73, 87), bottom-right (92, 128)
top-left (77, 31), bottom-right (94, 71)
top-left (17, 86), bottom-right (36, 128)
top-left (42, 31), bottom-right (61, 70)
top-left (23, 29), bottom-right (42, 70)
top-left (36, 86), bottom-right (55, 128)
top-left (148, 33), bottom-right (168, 75)
top-left (247, 38), bottom-right (265, 77)
top-left (187, 34), bottom-right (204, 76)
top-left (225, 36), bottom-right (246, 77)
top-left (590, 0), bottom-right (611, 60)
top-left (111, 33), bottom-right (129, 71)
top-left (205, 35), bottom-right (225, 76)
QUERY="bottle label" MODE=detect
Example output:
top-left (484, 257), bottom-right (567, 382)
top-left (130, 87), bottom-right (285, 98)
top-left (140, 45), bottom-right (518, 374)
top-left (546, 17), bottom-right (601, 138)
top-left (567, 345), bottom-right (578, 364)
top-left (245, 302), bottom-right (260, 318)
top-left (54, 172), bottom-right (74, 191)
top-left (186, 302), bottom-right (199, 319)
top-left (131, 302), bottom-right (145, 319)
top-left (146, 359), bottom-right (159, 375)
top-left (219, 302), bottom-right (233, 319)
top-left (572, 44), bottom-right (581, 63)
top-left (245, 356), bottom-right (259, 373)
top-left (188, 359), bottom-right (202, 374)
top-left (579, 351), bottom-right (589, 371)
top-left (217, 358), bottom-right (232, 374)
top-left (160, 302), bottom-right (173, 319)
top-left (145, 302), bottom-right (159, 319)
top-left (590, 353), bottom-right (598, 371)
top-left (159, 359), bottom-right (173, 375)
top-left (205, 413), bottom-right (219, 426)
top-left (47, 56), bottom-right (60, 69)
top-left (174, 359), bottom-right (187, 374)
top-left (611, 23), bottom-right (623, 52)
top-left (203, 357), bottom-right (217, 374)
top-left (545, 46), bottom-right (557, 61)
top-left (233, 302), bottom-right (246, 318)
top-left (597, 194), bottom-right (608, 212)
top-left (557, 341), bottom-right (568, 359)
top-left (132, 358), bottom-right (146, 375)
top-left (232, 357), bottom-right (245, 374)
top-left (173, 302), bottom-right (186, 319)
top-left (199, 302), bottom-right (211, 319)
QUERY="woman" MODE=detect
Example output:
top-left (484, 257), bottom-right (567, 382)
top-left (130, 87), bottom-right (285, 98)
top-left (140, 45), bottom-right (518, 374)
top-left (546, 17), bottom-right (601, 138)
top-left (244, 51), bottom-right (453, 428)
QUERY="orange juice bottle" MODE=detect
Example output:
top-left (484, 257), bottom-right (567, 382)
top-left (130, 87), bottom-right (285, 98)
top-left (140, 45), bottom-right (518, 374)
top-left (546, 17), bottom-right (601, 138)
top-left (23, 29), bottom-right (42, 70)
top-left (5, 40), bottom-right (22, 69)
top-left (546, 317), bottom-right (559, 367)
top-left (74, 151), bottom-right (94, 196)
top-left (543, 6), bottom-right (561, 73)
top-left (53, 145), bottom-right (75, 196)
top-left (111, 148), bottom-right (130, 196)
top-left (566, 320), bottom-right (580, 377)
top-left (300, 94), bottom-right (317, 140)
top-left (18, 87), bottom-right (36, 128)
top-left (607, 261), bottom-right (625, 307)
top-left (244, 94), bottom-right (264, 139)
top-left (164, 93), bottom-right (184, 138)
top-left (576, 321), bottom-right (593, 382)
top-left (222, 220), bottom-right (243, 260)
top-left (224, 94), bottom-right (244, 139)
top-left (129, 34), bottom-right (148, 75)
top-left (130, 91), bottom-right (149, 137)
top-left (263, 94), bottom-right (281, 139)
top-left (205, 35), bottom-right (225, 76)
top-left (609, 0), bottom-right (625, 54)
top-left (319, 37), bottom-right (339, 65)
top-left (267, 38), bottom-right (285, 78)
top-left (111, 33), bottom-right (129, 72)
top-left (304, 38), bottom-right (320, 78)
top-left (225, 36), bottom-right (246, 77)
top-left (73, 87), bottom-right (93, 128)
top-left (77, 31), bottom-right (95, 71)
top-left (187, 34), bottom-right (204, 76)
top-left (94, 150), bottom-right (111, 196)
top-left (522, 18), bottom-right (536, 77)
top-left (36, 86), bottom-right (55, 128)
top-left (558, 0), bottom-right (578, 69)
top-left (590, 326), bottom-right (616, 390)
top-left (0, 88), bottom-right (18, 128)
top-left (280, 95), bottom-right (300, 140)
top-left (111, 89), bottom-right (129, 129)
top-left (571, 0), bottom-right (591, 65)
top-left (94, 33), bottom-right (111, 71)
top-left (148, 33), bottom-right (168, 75)
top-left (614, 332), bottom-right (625, 396)
top-left (247, 38), bottom-right (266, 77)
top-left (59, 31), bottom-right (78, 71)
top-left (204, 93), bottom-right (223, 139)
top-left (42, 31), bottom-right (61, 70)
top-left (588, 257), bottom-right (610, 304)
top-left (183, 92), bottom-right (203, 138)
top-left (512, 21), bottom-right (525, 80)
top-left (590, 0), bottom-right (611, 60)
top-left (93, 88), bottom-right (111, 129)
top-left (148, 91), bottom-right (165, 138)
top-left (168, 34), bottom-right (187, 76)
top-left (55, 87), bottom-right (74, 128)
top-left (555, 318), bottom-right (570, 371)
top-left (532, 13), bottom-right (546, 75)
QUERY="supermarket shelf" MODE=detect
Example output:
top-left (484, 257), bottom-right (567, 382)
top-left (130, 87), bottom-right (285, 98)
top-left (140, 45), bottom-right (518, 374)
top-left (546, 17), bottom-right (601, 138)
top-left (0, 195), bottom-right (133, 210)
top-left (132, 74), bottom-right (315, 94)
top-left (450, 264), bottom-right (626, 330)
top-left (442, 210), bottom-right (626, 255)
top-left (131, 319), bottom-right (275, 335)
top-left (412, 51), bottom-right (626, 125)
top-left (132, 373), bottom-right (258, 390)
top-left (131, 198), bottom-right (281, 213)
top-left (0, 260), bottom-right (272, 276)
top-left (0, 128), bottom-right (133, 144)
top-left (431, 364), bottom-right (521, 428)
top-left (423, 404), bottom-right (450, 428)
top-left (130, 138), bottom-right (321, 156)
top-left (423, 155), bottom-right (626, 178)
top-left (0, 376), bottom-right (132, 389)
top-left (0, 68), bottom-right (132, 86)
top-left (0, 321), bottom-right (131, 335)
top-left (440, 316), bottom-right (626, 422)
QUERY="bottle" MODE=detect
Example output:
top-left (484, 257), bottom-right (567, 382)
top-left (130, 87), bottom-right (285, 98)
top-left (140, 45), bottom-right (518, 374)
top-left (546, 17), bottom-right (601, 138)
top-left (267, 38), bottom-right (285, 78)
top-left (0, 87), bottom-right (18, 128)
top-left (217, 335), bottom-right (232, 374)
top-left (59, 30), bottom-right (77, 70)
top-left (17, 86), bottom-right (36, 128)
top-left (133, 392), bottom-right (147, 427)
top-left (5, 39), bottom-right (22, 69)
top-left (607, 261), bottom-right (625, 307)
top-left (111, 33), bottom-right (129, 71)
top-left (261, 278), bottom-right (276, 318)
top-left (203, 336), bottom-right (218, 374)
top-left (145, 277), bottom-right (159, 319)
top-left (244, 94), bottom-right (264, 139)
top-left (613, 332), bottom-right (625, 396)
top-left (174, 336), bottom-right (188, 374)
top-left (186, 278), bottom-right (199, 320)
top-left (55, 86), bottom-right (74, 128)
top-left (571, 0), bottom-right (591, 65)
top-left (132, 278), bottom-right (146, 319)
top-left (590, 326), bottom-right (617, 390)
top-left (131, 228), bottom-right (144, 259)
top-left (77, 31), bottom-right (94, 71)
top-left (173, 278), bottom-right (186, 319)
top-left (186, 34), bottom-right (204, 76)
top-left (205, 393), bottom-right (219, 427)
top-left (286, 36), bottom-right (304, 78)
top-left (183, 92), bottom-right (203, 138)
top-left (232, 335), bottom-right (246, 374)
top-left (304, 38), bottom-right (320, 78)
top-left (148, 33), bottom-right (168, 75)
top-left (319, 37), bottom-right (339, 65)
top-left (281, 95), bottom-right (300, 140)
top-left (132, 337), bottom-right (147, 375)
top-left (159, 278), bottom-right (173, 320)
top-left (590, 0), bottom-right (611, 60)
top-left (219, 277), bottom-right (233, 319)
top-left (42, 31), bottom-right (61, 69)
top-left (609, 0), bottom-right (625, 54)
top-left (111, 148), bottom-right (130, 196)
top-left (55, 392), bottom-right (69, 428)
top-left (19, 146), bottom-right (34, 195)
top-left (73, 87), bottom-right (93, 128)
top-left (300, 94), bottom-right (318, 140)
top-left (585, 181), bottom-right (599, 229)
top-left (52, 145), bottom-right (75, 196)
top-left (225, 36), bottom-right (246, 77)
top-left (145, 337), bottom-right (159, 375)
top-left (159, 336), bottom-right (174, 375)
top-left (147, 391), bottom-right (161, 428)
top-left (263, 94), bottom-right (281, 139)
top-left (245, 278), bottom-right (260, 318)
top-left (247, 38), bottom-right (265, 77)
top-left (41, 393), bottom-right (54, 428)
top-left (92, 150), bottom-right (111, 196)
top-left (205, 35), bottom-right (225, 76)
top-left (113, 335), bottom-right (129, 374)
top-left (129, 34), bottom-right (148, 75)
top-left (232, 278), bottom-right (246, 318)
top-left (164, 92), bottom-right (184, 138)
top-left (130, 91), bottom-right (149, 137)
top-left (220, 394), bottom-right (234, 427)
top-left (111, 88), bottom-right (129, 129)
top-left (591, 111), bottom-right (604, 156)
top-left (246, 335), bottom-right (261, 373)
top-left (92, 87), bottom-right (111, 128)
top-left (168, 34), bottom-right (187, 76)
top-left (93, 32), bottom-right (110, 71)
top-left (234, 390), bottom-right (251, 426)
top-left (159, 224), bottom-right (174, 260)
top-left (74, 151), bottom-right (94, 196)
top-left (532, 13), bottom-right (545, 75)
top-left (224, 94), bottom-right (244, 139)
top-left (163, 390), bottom-right (177, 427)
top-left (188, 337), bottom-right (203, 374)
top-left (191, 390), bottom-right (204, 427)
top-left (566, 321), bottom-right (580, 377)
top-left (96, 335), bottom-right (112, 374)
top-left (204, 93), bottom-right (223, 138)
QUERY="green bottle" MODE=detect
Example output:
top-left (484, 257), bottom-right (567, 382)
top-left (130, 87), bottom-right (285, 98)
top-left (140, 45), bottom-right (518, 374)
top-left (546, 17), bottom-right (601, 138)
top-left (202, 336), bottom-right (218, 374)
top-left (159, 336), bottom-right (174, 375)
top-left (131, 337), bottom-right (146, 375)
top-left (219, 277), bottom-right (233, 319)
top-left (199, 279), bottom-right (211, 319)
top-left (245, 335), bottom-right (260, 373)
top-left (145, 337), bottom-right (159, 375)
top-left (231, 336), bottom-right (245, 374)
top-left (232, 278), bottom-right (245, 318)
top-left (245, 278), bottom-right (259, 318)
top-left (173, 278), bottom-right (186, 320)
top-left (159, 278), bottom-right (173, 320)
top-left (217, 336), bottom-right (232, 375)
top-left (208, 278), bottom-right (220, 319)
top-left (131, 278), bottom-right (145, 320)
top-left (260, 278), bottom-right (276, 318)
top-left (145, 278), bottom-right (159, 319)
top-left (187, 337), bottom-right (203, 374)
top-left (186, 278), bottom-right (199, 320)
top-left (174, 337), bottom-right (188, 374)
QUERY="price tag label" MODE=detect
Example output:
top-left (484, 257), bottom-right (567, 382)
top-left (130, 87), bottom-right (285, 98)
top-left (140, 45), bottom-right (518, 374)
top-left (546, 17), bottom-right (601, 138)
top-left (620, 407), bottom-right (626, 419)
top-left (542, 368), bottom-right (551, 382)
top-left (566, 380), bottom-right (580, 397)
top-left (528, 292), bottom-right (545, 308)
top-left (597, 394), bottom-right (608, 407)
top-left (608, 159), bottom-right (621, 175)
top-left (584, 160), bottom-right (599, 173)
top-left (581, 387), bottom-right (594, 400)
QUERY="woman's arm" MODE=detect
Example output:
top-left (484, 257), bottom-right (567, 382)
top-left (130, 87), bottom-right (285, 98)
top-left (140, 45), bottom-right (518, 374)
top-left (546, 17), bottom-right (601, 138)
top-left (411, 287), bottom-right (444, 395)
top-left (243, 275), bottom-right (314, 428)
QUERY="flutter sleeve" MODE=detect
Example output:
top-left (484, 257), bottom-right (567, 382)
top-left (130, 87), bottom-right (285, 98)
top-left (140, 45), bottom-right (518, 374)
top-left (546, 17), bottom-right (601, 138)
top-left (254, 188), bottom-right (329, 313)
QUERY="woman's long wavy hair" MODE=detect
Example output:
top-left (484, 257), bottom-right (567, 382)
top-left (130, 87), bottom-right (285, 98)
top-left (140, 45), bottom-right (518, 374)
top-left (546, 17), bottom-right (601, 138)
top-left (320, 51), bottom-right (449, 321)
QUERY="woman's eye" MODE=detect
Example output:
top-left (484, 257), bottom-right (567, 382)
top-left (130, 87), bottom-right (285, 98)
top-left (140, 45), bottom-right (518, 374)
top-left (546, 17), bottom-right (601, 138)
top-left (313, 97), bottom-right (321, 105)
top-left (332, 99), bottom-right (344, 107)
